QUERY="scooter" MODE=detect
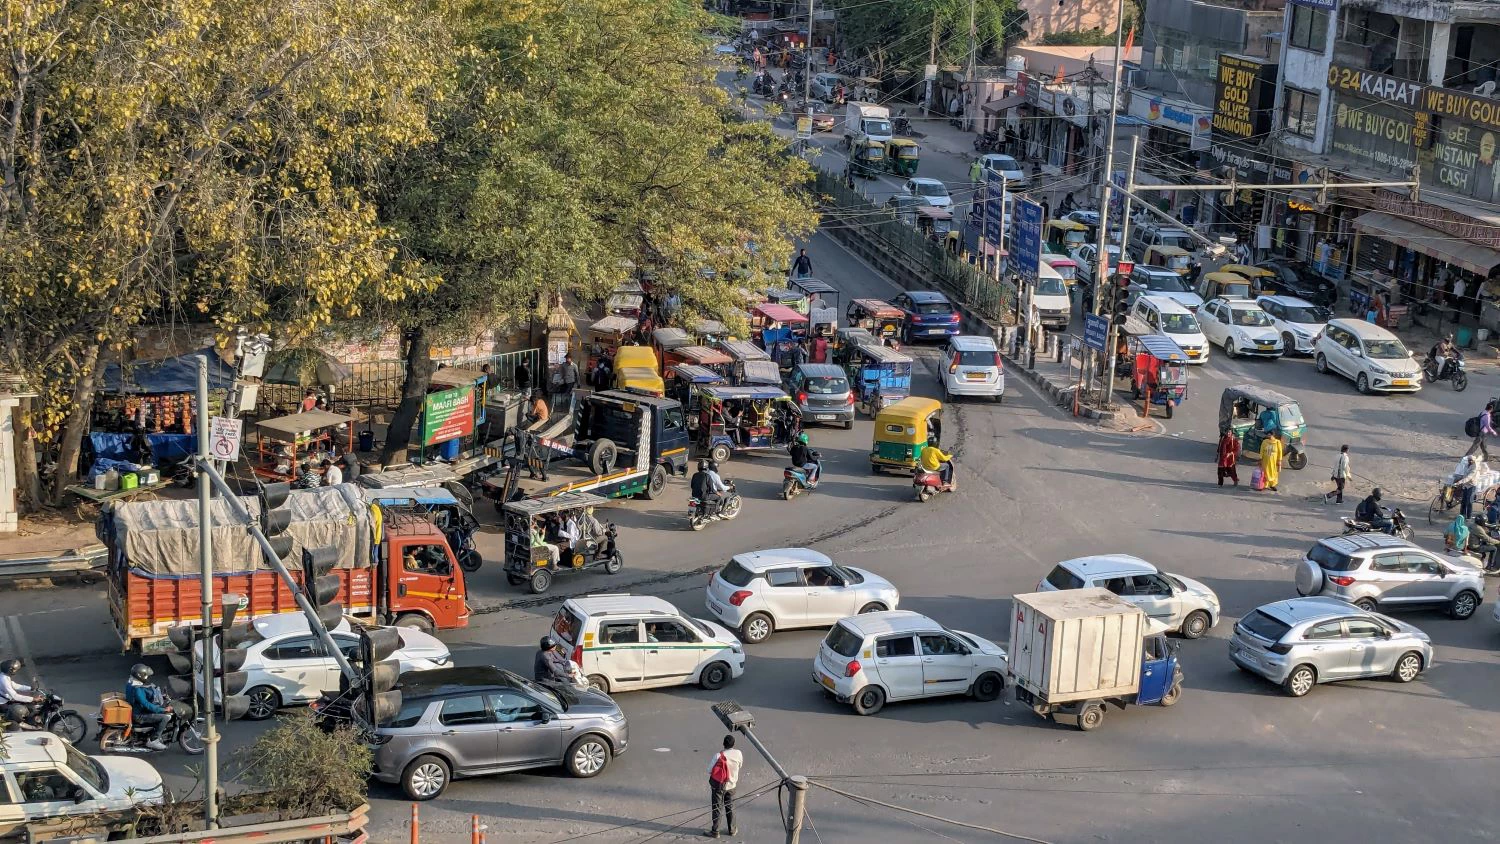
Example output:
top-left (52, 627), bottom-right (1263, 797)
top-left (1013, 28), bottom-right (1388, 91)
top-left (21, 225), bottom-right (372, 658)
top-left (96, 693), bottom-right (206, 755)
top-left (972, 130), bottom-right (999, 152)
top-left (893, 114), bottom-right (911, 134)
top-left (5, 684), bottom-right (86, 744)
top-left (689, 482), bottom-right (743, 531)
top-left (913, 465), bottom-right (957, 502)
top-left (782, 452), bottom-right (822, 500)
top-left (1423, 354), bottom-right (1469, 392)
top-left (1341, 507), bottom-right (1413, 541)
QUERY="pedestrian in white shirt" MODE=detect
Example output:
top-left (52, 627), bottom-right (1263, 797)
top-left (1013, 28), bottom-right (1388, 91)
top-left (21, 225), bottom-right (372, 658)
top-left (705, 734), bottom-right (744, 838)
top-left (321, 458), bottom-right (342, 486)
top-left (1325, 444), bottom-right (1351, 504)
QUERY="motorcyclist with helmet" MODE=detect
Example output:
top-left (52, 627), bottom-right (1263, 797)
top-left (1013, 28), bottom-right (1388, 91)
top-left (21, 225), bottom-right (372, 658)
top-left (1355, 488), bottom-right (1395, 534)
top-left (0, 659), bottom-right (35, 727)
top-left (125, 664), bottom-right (170, 750)
top-left (690, 459), bottom-right (729, 518)
top-left (788, 432), bottom-right (819, 484)
top-left (533, 636), bottom-right (573, 686)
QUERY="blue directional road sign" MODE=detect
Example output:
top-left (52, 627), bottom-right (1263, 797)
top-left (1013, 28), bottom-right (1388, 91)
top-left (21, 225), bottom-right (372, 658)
top-left (1011, 197), bottom-right (1043, 285)
top-left (1083, 313), bottom-right (1109, 352)
top-left (983, 170), bottom-right (1006, 250)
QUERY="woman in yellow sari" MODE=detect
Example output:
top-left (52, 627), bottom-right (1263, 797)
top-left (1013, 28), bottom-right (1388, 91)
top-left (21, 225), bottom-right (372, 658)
top-left (1260, 432), bottom-right (1284, 491)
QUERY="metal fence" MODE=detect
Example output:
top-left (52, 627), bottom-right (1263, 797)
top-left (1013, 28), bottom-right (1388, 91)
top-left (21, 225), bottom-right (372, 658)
top-left (814, 170), bottom-right (1014, 323)
top-left (258, 348), bottom-right (542, 418)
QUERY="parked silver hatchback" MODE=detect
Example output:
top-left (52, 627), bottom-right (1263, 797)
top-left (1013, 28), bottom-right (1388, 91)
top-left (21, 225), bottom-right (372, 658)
top-left (1229, 597), bottom-right (1433, 697)
top-left (1294, 533), bottom-right (1484, 620)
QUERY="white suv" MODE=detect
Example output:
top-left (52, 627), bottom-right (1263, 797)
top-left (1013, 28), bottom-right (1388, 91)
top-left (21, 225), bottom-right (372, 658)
top-left (1198, 298), bottom-right (1283, 359)
top-left (549, 594), bottom-right (746, 694)
top-left (1131, 296), bottom-right (1209, 364)
top-left (940, 335), bottom-right (1005, 402)
top-left (706, 548), bottom-right (900, 644)
top-left (1037, 554), bottom-right (1221, 639)
top-left (1314, 318), bottom-right (1422, 394)
top-left (0, 734), bottom-right (164, 838)
top-left (813, 611), bottom-right (1007, 715)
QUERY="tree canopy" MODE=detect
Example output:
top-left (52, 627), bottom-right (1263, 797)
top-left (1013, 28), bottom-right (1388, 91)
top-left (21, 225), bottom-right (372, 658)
top-left (833, 0), bottom-right (1028, 80)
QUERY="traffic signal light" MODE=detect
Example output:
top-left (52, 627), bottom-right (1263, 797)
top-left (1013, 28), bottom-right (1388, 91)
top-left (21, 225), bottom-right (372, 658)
top-left (301, 545), bottom-right (343, 630)
top-left (165, 623), bottom-right (202, 703)
top-left (359, 626), bottom-right (404, 726)
top-left (1113, 274), bottom-right (1132, 322)
top-left (214, 593), bottom-right (252, 720)
top-left (258, 481), bottom-right (295, 569)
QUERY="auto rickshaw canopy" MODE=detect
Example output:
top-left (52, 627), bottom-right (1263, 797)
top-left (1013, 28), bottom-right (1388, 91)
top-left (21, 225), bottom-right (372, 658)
top-left (1219, 264), bottom-right (1274, 280)
top-left (590, 315), bottom-right (638, 336)
top-left (1143, 245), bottom-right (1191, 270)
top-left (671, 363), bottom-right (728, 385)
top-left (719, 338), bottom-right (770, 362)
top-left (751, 302), bottom-right (809, 325)
top-left (651, 327), bottom-right (692, 351)
top-left (1199, 271), bottom-right (1253, 299)
top-left (1135, 334), bottom-right (1189, 364)
top-left (671, 345), bottom-right (732, 367)
top-left (614, 346), bottom-right (659, 372)
top-left (886, 139), bottom-right (920, 158)
top-left (616, 366), bottom-right (665, 396)
top-left (502, 491), bottom-right (609, 520)
top-left (847, 298), bottom-right (903, 320)
top-left (1218, 384), bottom-right (1300, 429)
top-left (873, 397), bottom-right (941, 437)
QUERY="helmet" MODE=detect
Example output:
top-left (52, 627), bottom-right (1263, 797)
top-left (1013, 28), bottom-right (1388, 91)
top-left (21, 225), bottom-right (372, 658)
top-left (0, 659), bottom-right (20, 676)
top-left (130, 664), bottom-right (153, 682)
top-left (540, 636), bottom-right (556, 651)
top-left (698, 459), bottom-right (709, 472)
top-left (798, 432), bottom-right (809, 444)
top-left (708, 460), bottom-right (720, 473)
top-left (1372, 488), bottom-right (1383, 501)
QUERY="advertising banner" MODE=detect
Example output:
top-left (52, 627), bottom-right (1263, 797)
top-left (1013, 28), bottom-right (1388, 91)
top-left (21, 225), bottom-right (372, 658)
top-left (1212, 54), bottom-right (1277, 142)
top-left (422, 385), bottom-right (475, 445)
top-left (1329, 96), bottom-right (1419, 173)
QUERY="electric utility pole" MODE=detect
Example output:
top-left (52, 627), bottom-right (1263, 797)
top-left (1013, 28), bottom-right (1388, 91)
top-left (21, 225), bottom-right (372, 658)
top-left (1085, 0), bottom-right (1129, 402)
top-left (803, 0), bottom-right (813, 113)
top-left (712, 701), bottom-right (805, 843)
top-left (195, 356), bottom-right (219, 829)
top-left (966, 0), bottom-right (977, 132)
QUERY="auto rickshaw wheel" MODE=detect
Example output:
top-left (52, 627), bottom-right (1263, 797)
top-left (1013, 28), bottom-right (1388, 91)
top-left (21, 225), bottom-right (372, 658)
top-left (506, 573), bottom-right (526, 586)
top-left (458, 547), bottom-right (483, 573)
top-left (1288, 450), bottom-right (1306, 470)
top-left (603, 551), bottom-right (623, 575)
top-left (529, 568), bottom-right (553, 594)
top-left (709, 443), bottom-right (731, 465)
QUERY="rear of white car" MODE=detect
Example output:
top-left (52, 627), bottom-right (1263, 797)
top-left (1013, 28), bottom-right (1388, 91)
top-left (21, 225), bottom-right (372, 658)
top-left (941, 336), bottom-right (1005, 402)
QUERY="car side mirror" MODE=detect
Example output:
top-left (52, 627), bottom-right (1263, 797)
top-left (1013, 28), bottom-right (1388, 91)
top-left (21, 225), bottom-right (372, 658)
top-left (534, 709), bottom-right (552, 723)
top-left (74, 790), bottom-right (90, 804)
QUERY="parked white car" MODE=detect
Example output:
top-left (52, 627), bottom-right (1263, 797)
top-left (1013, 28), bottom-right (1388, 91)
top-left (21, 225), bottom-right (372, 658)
top-left (1131, 295), bottom-right (1209, 364)
top-left (940, 334), bottom-right (1005, 402)
top-left (706, 549), bottom-right (899, 643)
top-left (201, 613), bottom-right (451, 720)
top-left (1257, 295), bottom-right (1331, 356)
top-left (903, 177), bottom-right (952, 209)
top-left (814, 611), bottom-right (1007, 715)
top-left (0, 734), bottom-right (164, 838)
top-left (1199, 298), bottom-right (1284, 359)
top-left (1315, 318), bottom-right (1423, 394)
top-left (978, 153), bottom-right (1028, 188)
top-left (1036, 554), bottom-right (1221, 638)
top-left (551, 594), bottom-right (745, 694)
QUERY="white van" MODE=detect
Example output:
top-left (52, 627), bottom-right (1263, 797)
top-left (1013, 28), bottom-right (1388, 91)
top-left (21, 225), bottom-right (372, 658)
top-left (550, 594), bottom-right (746, 694)
top-left (1132, 295), bottom-right (1210, 364)
top-left (1034, 262), bottom-right (1071, 330)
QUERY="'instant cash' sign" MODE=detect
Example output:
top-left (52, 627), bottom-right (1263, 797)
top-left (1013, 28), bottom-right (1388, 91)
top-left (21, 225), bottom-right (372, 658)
top-left (422, 385), bottom-right (475, 445)
top-left (1212, 54), bottom-right (1276, 142)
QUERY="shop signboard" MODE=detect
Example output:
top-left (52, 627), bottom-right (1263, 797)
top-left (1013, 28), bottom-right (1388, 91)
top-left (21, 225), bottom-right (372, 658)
top-left (984, 170), bottom-right (1007, 250)
top-left (1420, 87), bottom-right (1500, 134)
top-left (1329, 95), bottom-right (1418, 174)
top-left (1422, 121), bottom-right (1500, 204)
top-left (1326, 64), bottom-right (1424, 107)
top-left (422, 385), bottom-right (475, 445)
top-left (1212, 54), bottom-right (1277, 143)
top-left (1128, 92), bottom-right (1212, 151)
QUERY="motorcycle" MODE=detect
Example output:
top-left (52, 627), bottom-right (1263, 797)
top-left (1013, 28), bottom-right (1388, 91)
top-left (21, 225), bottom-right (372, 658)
top-left (893, 114), bottom-right (911, 134)
top-left (782, 451), bottom-right (822, 500)
top-left (689, 482), bottom-right (742, 531)
top-left (1423, 353), bottom-right (1468, 392)
top-left (913, 465), bottom-right (957, 502)
top-left (96, 695), bottom-right (206, 755)
top-left (972, 130), bottom-right (999, 152)
top-left (5, 685), bottom-right (86, 744)
top-left (1341, 507), bottom-right (1413, 541)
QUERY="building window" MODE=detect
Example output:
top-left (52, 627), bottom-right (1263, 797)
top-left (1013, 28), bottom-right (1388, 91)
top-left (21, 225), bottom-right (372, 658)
top-left (1289, 5), bottom-right (1329, 53)
top-left (1283, 88), bottom-right (1320, 139)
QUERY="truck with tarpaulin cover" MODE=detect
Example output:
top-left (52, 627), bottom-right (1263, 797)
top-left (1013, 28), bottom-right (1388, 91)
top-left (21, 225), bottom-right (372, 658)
top-left (102, 484), bottom-right (470, 653)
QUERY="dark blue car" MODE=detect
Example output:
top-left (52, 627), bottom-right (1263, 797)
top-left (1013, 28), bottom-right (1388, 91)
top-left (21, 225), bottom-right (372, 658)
top-left (891, 290), bottom-right (960, 343)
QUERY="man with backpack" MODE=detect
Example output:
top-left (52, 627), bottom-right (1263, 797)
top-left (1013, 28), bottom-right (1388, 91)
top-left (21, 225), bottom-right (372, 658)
top-left (705, 734), bottom-right (743, 838)
top-left (1465, 400), bottom-right (1495, 459)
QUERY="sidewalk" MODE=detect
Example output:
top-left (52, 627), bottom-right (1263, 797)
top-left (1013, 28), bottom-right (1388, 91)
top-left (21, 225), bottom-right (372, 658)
top-left (1000, 334), bottom-right (1121, 423)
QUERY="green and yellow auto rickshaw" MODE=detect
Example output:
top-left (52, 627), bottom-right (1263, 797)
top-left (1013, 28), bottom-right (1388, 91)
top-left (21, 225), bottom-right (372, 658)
top-left (848, 139), bottom-right (885, 180)
top-left (1219, 384), bottom-right (1308, 469)
top-left (870, 396), bottom-right (944, 474)
top-left (886, 139), bottom-right (920, 176)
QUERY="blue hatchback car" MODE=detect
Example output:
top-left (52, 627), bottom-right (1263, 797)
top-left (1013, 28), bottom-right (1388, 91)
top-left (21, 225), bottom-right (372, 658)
top-left (892, 290), bottom-right (960, 342)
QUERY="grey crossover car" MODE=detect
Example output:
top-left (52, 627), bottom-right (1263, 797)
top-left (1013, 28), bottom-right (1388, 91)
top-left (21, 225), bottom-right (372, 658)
top-left (786, 363), bottom-right (854, 428)
top-left (1229, 597), bottom-right (1433, 697)
top-left (372, 667), bottom-right (628, 800)
top-left (1295, 533), bottom-right (1484, 619)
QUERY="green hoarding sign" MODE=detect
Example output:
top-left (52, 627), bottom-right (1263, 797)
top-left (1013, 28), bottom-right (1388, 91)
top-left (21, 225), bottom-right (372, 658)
top-left (422, 386), bottom-right (475, 445)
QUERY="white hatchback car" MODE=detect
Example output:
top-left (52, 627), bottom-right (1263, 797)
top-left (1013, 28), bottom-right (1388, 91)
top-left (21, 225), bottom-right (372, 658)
top-left (940, 335), bottom-right (1005, 402)
top-left (1036, 554), bottom-right (1221, 639)
top-left (551, 594), bottom-right (745, 694)
top-left (978, 153), bottom-right (1028, 189)
top-left (903, 177), bottom-right (952, 209)
top-left (1198, 298), bottom-right (1284, 359)
top-left (1257, 295), bottom-right (1331, 356)
top-left (813, 611), bottom-right (1007, 715)
top-left (204, 613), bottom-right (451, 720)
top-left (1131, 295), bottom-right (1210, 364)
top-left (0, 734), bottom-right (164, 838)
top-left (706, 548), bottom-right (900, 644)
top-left (1315, 318), bottom-right (1423, 394)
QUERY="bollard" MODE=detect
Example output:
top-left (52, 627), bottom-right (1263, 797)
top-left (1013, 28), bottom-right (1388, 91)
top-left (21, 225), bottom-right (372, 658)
top-left (1028, 344), bottom-right (1037, 370)
top-left (410, 804), bottom-right (419, 844)
top-left (472, 815), bottom-right (481, 844)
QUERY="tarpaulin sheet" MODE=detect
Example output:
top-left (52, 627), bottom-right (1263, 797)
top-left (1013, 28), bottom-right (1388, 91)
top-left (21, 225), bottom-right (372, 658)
top-left (100, 348), bottom-right (237, 395)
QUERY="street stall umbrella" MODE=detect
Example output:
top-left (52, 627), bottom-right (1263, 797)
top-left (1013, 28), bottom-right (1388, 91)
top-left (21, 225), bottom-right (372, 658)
top-left (261, 348), bottom-right (354, 387)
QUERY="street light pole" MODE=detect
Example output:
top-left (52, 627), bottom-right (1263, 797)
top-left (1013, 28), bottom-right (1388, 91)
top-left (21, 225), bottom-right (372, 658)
top-left (1086, 0), bottom-right (1128, 402)
top-left (966, 0), bottom-right (977, 133)
top-left (803, 0), bottom-right (813, 118)
top-left (194, 356), bottom-right (218, 829)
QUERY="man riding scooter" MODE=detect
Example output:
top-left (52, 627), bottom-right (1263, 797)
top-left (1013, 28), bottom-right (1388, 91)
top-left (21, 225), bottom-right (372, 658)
top-left (789, 433), bottom-right (820, 486)
top-left (1355, 488), bottom-right (1395, 534)
top-left (125, 664), bottom-right (170, 750)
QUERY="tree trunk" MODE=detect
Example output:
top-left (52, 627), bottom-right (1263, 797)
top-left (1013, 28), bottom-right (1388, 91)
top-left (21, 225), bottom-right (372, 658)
top-left (49, 343), bottom-right (104, 506)
top-left (378, 326), bottom-right (434, 468)
top-left (13, 396), bottom-right (41, 514)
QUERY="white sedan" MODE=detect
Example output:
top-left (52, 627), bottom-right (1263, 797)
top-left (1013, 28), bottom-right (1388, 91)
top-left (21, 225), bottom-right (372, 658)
top-left (198, 613), bottom-right (451, 720)
top-left (903, 177), bottom-right (953, 209)
top-left (1257, 295), bottom-right (1330, 356)
top-left (1199, 298), bottom-right (1284, 359)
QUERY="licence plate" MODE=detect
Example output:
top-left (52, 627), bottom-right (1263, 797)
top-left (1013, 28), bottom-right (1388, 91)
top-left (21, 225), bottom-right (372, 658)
top-left (815, 414), bottom-right (835, 421)
top-left (965, 372), bottom-right (986, 381)
top-left (708, 600), bottom-right (724, 614)
top-left (925, 328), bottom-right (946, 334)
top-left (1392, 379), bottom-right (1410, 386)
top-left (1187, 350), bottom-right (1201, 358)
top-left (819, 673), bottom-right (836, 690)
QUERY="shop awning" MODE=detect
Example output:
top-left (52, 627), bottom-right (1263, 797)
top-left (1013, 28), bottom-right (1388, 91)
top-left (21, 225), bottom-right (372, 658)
top-left (100, 347), bottom-right (237, 395)
top-left (981, 93), bottom-right (1027, 114)
top-left (1352, 212), bottom-right (1500, 276)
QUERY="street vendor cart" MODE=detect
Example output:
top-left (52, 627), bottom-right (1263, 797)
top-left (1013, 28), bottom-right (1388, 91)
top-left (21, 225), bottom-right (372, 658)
top-left (251, 409), bottom-right (357, 482)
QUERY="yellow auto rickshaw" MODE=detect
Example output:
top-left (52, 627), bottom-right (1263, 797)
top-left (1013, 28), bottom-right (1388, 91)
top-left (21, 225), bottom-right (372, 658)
top-left (886, 139), bottom-right (920, 176)
top-left (1220, 264), bottom-right (1279, 296)
top-left (1196, 271), bottom-right (1253, 302)
top-left (1142, 245), bottom-right (1192, 275)
top-left (1044, 219), bottom-right (1090, 253)
top-left (870, 396), bottom-right (944, 474)
top-left (615, 366), bottom-right (665, 397)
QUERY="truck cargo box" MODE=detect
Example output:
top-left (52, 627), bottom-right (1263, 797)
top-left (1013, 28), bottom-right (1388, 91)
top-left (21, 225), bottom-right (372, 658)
top-left (1008, 589), bottom-right (1145, 705)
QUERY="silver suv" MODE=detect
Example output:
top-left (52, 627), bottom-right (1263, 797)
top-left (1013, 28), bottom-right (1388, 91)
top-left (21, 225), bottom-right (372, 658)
top-left (371, 667), bottom-right (628, 800)
top-left (1295, 534), bottom-right (1484, 619)
top-left (1229, 597), bottom-right (1433, 697)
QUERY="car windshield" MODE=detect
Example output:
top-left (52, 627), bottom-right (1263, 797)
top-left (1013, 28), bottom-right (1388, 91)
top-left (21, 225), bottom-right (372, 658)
top-left (1161, 313), bottom-right (1200, 334)
top-left (832, 564), bottom-right (863, 583)
top-left (1037, 277), bottom-right (1067, 296)
top-left (1159, 233), bottom-right (1193, 250)
top-left (865, 120), bottom-right (891, 135)
top-left (1365, 338), bottom-right (1409, 359)
top-left (988, 156), bottom-right (1019, 171)
top-left (823, 623), bottom-right (864, 657)
top-left (691, 617), bottom-right (716, 637)
top-left (1238, 610), bottom-right (1292, 643)
top-left (65, 742), bottom-right (108, 794)
top-left (805, 376), bottom-right (849, 394)
top-left (718, 560), bottom-right (755, 587)
top-left (913, 182), bottom-right (947, 197)
top-left (1232, 309), bottom-right (1272, 327)
top-left (517, 676), bottom-right (566, 711)
top-left (914, 301), bottom-right (953, 314)
top-left (1277, 403), bottom-right (1304, 427)
top-left (1142, 273), bottom-right (1189, 292)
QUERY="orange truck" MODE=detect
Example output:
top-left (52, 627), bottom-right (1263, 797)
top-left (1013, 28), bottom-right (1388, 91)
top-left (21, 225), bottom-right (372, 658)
top-left (103, 484), bottom-right (469, 654)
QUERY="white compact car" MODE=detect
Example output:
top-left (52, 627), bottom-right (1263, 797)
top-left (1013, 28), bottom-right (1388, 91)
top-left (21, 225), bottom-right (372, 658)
top-left (903, 177), bottom-right (953, 209)
top-left (1199, 298), bottom-right (1284, 359)
top-left (201, 613), bottom-right (451, 720)
top-left (1037, 554), bottom-right (1221, 638)
top-left (706, 548), bottom-right (900, 643)
top-left (1132, 295), bottom-right (1210, 364)
top-left (1315, 318), bottom-right (1423, 394)
top-left (978, 153), bottom-right (1028, 188)
top-left (0, 734), bottom-right (164, 838)
top-left (1257, 295), bottom-right (1330, 356)
top-left (551, 594), bottom-right (745, 694)
top-left (813, 611), bottom-right (1007, 715)
top-left (940, 335), bottom-right (1005, 402)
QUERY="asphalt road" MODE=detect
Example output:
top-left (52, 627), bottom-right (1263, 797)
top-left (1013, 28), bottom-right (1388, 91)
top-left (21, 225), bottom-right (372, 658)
top-left (7, 81), bottom-right (1500, 844)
